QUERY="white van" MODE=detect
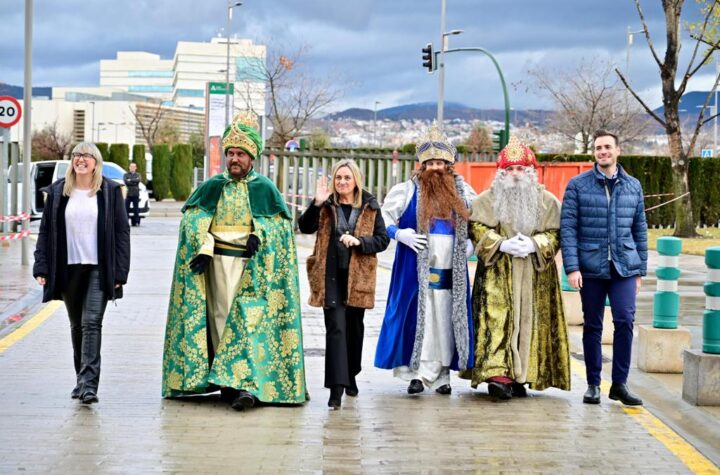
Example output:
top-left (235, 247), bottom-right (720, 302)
top-left (5, 160), bottom-right (150, 220)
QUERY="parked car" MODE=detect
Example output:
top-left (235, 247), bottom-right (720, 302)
top-left (5, 160), bottom-right (150, 220)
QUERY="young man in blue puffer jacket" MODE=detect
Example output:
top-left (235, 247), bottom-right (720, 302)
top-left (560, 129), bottom-right (648, 407)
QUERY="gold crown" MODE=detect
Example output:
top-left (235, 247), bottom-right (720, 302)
top-left (222, 111), bottom-right (260, 158)
top-left (504, 136), bottom-right (525, 162)
top-left (416, 121), bottom-right (456, 163)
top-left (234, 111), bottom-right (259, 130)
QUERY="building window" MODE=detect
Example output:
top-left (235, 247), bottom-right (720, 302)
top-left (128, 85), bottom-right (173, 93)
top-left (176, 89), bottom-right (205, 97)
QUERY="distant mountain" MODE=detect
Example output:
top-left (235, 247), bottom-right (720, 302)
top-left (653, 90), bottom-right (719, 118)
top-left (0, 83), bottom-right (52, 99)
top-left (325, 101), bottom-right (551, 124)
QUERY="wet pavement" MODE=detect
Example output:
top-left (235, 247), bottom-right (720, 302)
top-left (0, 216), bottom-right (718, 473)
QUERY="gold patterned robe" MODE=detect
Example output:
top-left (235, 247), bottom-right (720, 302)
top-left (162, 170), bottom-right (308, 403)
top-left (459, 187), bottom-right (570, 391)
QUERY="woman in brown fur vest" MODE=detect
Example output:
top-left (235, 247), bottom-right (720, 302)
top-left (298, 159), bottom-right (389, 409)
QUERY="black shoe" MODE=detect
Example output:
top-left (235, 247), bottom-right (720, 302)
top-left (487, 381), bottom-right (512, 400)
top-left (346, 378), bottom-right (359, 398)
top-left (220, 387), bottom-right (239, 403)
top-left (583, 385), bottom-right (601, 404)
top-left (511, 382), bottom-right (527, 398)
top-left (81, 391), bottom-right (99, 404)
top-left (407, 379), bottom-right (424, 394)
top-left (328, 386), bottom-right (343, 409)
top-left (435, 384), bottom-right (452, 395)
top-left (231, 390), bottom-right (257, 411)
top-left (71, 385), bottom-right (82, 399)
top-left (609, 383), bottom-right (643, 406)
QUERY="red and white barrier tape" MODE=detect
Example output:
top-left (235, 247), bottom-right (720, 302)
top-left (0, 212), bottom-right (31, 223)
top-left (0, 229), bottom-right (31, 241)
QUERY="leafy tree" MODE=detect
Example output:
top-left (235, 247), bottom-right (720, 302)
top-left (109, 144), bottom-right (130, 170)
top-left (151, 144), bottom-right (171, 201)
top-left (464, 122), bottom-right (493, 153)
top-left (132, 144), bottom-right (147, 183)
top-left (170, 144), bottom-right (193, 200)
top-left (188, 133), bottom-right (205, 169)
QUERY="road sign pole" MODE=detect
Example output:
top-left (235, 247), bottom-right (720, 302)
top-left (22, 0), bottom-right (33, 265)
top-left (0, 128), bottom-right (9, 237)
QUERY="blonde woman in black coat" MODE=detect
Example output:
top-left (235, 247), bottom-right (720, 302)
top-left (33, 142), bottom-right (130, 404)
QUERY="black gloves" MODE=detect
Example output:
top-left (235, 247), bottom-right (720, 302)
top-left (243, 234), bottom-right (260, 258)
top-left (189, 254), bottom-right (212, 275)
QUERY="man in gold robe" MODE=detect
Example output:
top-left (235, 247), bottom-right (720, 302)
top-left (460, 137), bottom-right (570, 400)
top-left (161, 113), bottom-right (308, 410)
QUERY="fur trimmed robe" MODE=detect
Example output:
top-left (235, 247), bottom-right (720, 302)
top-left (374, 176), bottom-right (475, 372)
top-left (459, 187), bottom-right (571, 391)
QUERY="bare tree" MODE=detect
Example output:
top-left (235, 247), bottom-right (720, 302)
top-left (526, 58), bottom-right (650, 153)
top-left (236, 44), bottom-right (346, 147)
top-left (31, 122), bottom-right (72, 161)
top-left (130, 102), bottom-right (166, 151)
top-left (617, 0), bottom-right (720, 237)
top-left (464, 122), bottom-right (494, 153)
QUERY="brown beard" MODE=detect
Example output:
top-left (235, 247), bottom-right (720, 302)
top-left (417, 168), bottom-right (470, 231)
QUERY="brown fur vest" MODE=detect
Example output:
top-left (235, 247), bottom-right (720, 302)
top-left (306, 202), bottom-right (379, 309)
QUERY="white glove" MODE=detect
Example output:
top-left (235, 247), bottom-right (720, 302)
top-left (465, 239), bottom-right (474, 258)
top-left (499, 235), bottom-right (529, 258)
top-left (515, 233), bottom-right (536, 255)
top-left (396, 228), bottom-right (428, 253)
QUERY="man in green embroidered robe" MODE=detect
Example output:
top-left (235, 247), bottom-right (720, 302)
top-left (162, 113), bottom-right (308, 410)
top-left (460, 137), bottom-right (570, 400)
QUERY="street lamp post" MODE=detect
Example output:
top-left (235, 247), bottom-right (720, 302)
top-left (625, 26), bottom-right (644, 104)
top-left (373, 100), bottom-right (381, 146)
top-left (89, 101), bottom-right (96, 142)
top-left (225, 1), bottom-right (243, 127)
top-left (436, 0), bottom-right (464, 129)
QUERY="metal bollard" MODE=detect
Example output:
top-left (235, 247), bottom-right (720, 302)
top-left (703, 246), bottom-right (720, 354)
top-left (653, 237), bottom-right (682, 329)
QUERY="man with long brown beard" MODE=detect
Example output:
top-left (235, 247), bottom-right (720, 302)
top-left (459, 137), bottom-right (570, 400)
top-left (374, 122), bottom-right (476, 396)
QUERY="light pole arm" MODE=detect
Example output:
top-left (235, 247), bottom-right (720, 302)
top-left (434, 47), bottom-right (511, 145)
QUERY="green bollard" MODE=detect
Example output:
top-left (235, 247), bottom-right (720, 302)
top-left (653, 237), bottom-right (683, 329)
top-left (703, 247), bottom-right (720, 354)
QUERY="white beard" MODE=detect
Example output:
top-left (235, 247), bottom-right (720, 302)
top-left (490, 168), bottom-right (543, 235)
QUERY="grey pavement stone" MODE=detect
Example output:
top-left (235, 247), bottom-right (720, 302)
top-left (0, 217), bottom-right (716, 472)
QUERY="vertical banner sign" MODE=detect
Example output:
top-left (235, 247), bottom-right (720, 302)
top-left (205, 82), bottom-right (234, 178)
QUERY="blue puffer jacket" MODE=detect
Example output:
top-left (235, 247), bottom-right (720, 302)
top-left (560, 164), bottom-right (648, 278)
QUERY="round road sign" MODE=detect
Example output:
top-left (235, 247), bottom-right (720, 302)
top-left (0, 96), bottom-right (22, 128)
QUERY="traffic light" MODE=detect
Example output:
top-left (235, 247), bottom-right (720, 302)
top-left (421, 43), bottom-right (434, 73)
top-left (492, 129), bottom-right (507, 153)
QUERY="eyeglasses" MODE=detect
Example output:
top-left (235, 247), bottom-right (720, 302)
top-left (72, 153), bottom-right (96, 161)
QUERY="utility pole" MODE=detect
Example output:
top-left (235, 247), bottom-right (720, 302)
top-left (437, 0), bottom-right (446, 128)
top-left (22, 0), bottom-right (33, 265)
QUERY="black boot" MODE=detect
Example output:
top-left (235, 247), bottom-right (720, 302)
top-left (487, 381), bottom-right (512, 400)
top-left (609, 383), bottom-right (643, 406)
top-left (407, 379), bottom-right (424, 394)
top-left (231, 390), bottom-right (257, 411)
top-left (328, 385), bottom-right (343, 409)
top-left (220, 387), bottom-right (239, 403)
top-left (71, 384), bottom-right (82, 399)
top-left (81, 390), bottom-right (99, 404)
top-left (346, 377), bottom-right (359, 397)
top-left (435, 384), bottom-right (451, 395)
top-left (583, 385), bottom-right (601, 404)
top-left (511, 382), bottom-right (527, 398)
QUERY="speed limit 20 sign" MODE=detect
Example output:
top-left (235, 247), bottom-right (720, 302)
top-left (0, 96), bottom-right (22, 128)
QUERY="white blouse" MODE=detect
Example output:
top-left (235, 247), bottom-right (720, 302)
top-left (65, 189), bottom-right (99, 265)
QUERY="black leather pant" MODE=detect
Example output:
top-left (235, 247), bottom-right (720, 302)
top-left (62, 265), bottom-right (108, 394)
top-left (323, 268), bottom-right (365, 389)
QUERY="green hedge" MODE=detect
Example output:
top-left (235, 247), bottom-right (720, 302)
top-left (170, 144), bottom-right (193, 201)
top-left (95, 143), bottom-right (110, 163)
top-left (132, 144), bottom-right (147, 183)
top-left (151, 144), bottom-right (171, 202)
top-left (109, 144), bottom-right (130, 170)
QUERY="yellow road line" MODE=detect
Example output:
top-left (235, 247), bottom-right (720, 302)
top-left (570, 358), bottom-right (719, 474)
top-left (0, 301), bottom-right (62, 354)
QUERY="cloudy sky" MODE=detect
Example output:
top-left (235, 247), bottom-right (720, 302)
top-left (2, 0), bottom-right (717, 113)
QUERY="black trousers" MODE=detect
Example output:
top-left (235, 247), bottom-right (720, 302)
top-left (62, 265), bottom-right (108, 394)
top-left (323, 269), bottom-right (365, 389)
top-left (125, 195), bottom-right (140, 226)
